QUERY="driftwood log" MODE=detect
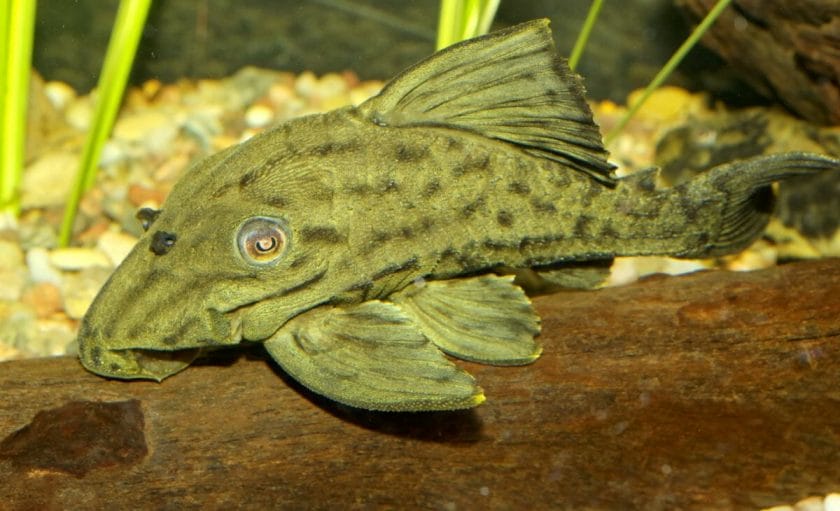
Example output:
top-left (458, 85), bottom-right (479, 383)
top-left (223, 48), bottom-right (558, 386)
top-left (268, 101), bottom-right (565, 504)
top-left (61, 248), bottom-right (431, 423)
top-left (1, 259), bottom-right (839, 510)
top-left (676, 0), bottom-right (840, 125)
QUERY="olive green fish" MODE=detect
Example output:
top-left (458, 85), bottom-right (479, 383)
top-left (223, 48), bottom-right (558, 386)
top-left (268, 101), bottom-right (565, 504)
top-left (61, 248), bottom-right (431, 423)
top-left (78, 19), bottom-right (838, 411)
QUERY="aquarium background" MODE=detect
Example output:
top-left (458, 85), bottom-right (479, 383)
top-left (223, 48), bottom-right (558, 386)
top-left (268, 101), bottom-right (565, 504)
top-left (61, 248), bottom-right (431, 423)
top-left (33, 0), bottom-right (763, 106)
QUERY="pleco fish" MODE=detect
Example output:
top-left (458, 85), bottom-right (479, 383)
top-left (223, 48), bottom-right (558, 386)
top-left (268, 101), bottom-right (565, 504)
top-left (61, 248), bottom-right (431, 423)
top-left (78, 19), bottom-right (838, 411)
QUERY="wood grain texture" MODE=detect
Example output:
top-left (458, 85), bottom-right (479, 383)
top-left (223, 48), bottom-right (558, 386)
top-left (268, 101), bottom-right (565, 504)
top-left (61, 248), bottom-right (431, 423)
top-left (677, 0), bottom-right (840, 125)
top-left (1, 259), bottom-right (839, 510)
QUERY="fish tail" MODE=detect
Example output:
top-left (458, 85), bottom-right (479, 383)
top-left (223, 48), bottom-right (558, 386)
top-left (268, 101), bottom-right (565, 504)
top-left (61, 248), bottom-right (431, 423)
top-left (676, 152), bottom-right (839, 258)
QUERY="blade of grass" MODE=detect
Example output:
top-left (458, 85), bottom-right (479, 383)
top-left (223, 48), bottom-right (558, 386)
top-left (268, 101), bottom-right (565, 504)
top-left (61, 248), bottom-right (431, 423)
top-left (436, 0), bottom-right (462, 50)
top-left (474, 0), bottom-right (499, 36)
top-left (436, 0), bottom-right (499, 50)
top-left (0, 0), bottom-right (37, 218)
top-left (59, 0), bottom-right (152, 246)
top-left (605, 0), bottom-right (732, 145)
top-left (568, 0), bottom-right (602, 71)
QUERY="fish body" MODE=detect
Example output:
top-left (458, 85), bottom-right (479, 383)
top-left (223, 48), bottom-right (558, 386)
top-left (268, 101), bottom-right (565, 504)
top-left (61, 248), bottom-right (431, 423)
top-left (78, 19), bottom-right (839, 411)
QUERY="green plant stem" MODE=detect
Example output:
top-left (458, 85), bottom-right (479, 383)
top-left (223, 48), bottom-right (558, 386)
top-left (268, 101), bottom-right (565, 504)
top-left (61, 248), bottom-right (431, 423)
top-left (568, 0), bottom-right (602, 71)
top-left (0, 0), bottom-right (36, 217)
top-left (436, 0), bottom-right (499, 50)
top-left (59, 0), bottom-right (151, 246)
top-left (605, 0), bottom-right (732, 145)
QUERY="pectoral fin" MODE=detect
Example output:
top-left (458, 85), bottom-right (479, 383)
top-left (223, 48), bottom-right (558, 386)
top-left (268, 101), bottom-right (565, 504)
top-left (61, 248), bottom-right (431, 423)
top-left (263, 301), bottom-right (484, 411)
top-left (390, 275), bottom-right (541, 366)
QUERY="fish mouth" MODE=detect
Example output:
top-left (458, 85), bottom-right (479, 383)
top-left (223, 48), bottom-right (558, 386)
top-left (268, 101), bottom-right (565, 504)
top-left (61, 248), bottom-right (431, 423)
top-left (79, 339), bottom-right (202, 382)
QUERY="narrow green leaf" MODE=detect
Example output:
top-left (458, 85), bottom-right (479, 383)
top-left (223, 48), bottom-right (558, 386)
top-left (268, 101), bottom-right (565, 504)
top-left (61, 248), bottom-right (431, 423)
top-left (59, 0), bottom-right (152, 246)
top-left (605, 0), bottom-right (733, 144)
top-left (0, 0), bottom-right (37, 217)
top-left (568, 0), bottom-right (603, 71)
top-left (436, 0), bottom-right (499, 50)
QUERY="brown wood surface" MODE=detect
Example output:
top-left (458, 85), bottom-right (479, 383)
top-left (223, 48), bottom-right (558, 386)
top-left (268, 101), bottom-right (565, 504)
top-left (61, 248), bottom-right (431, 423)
top-left (677, 0), bottom-right (840, 125)
top-left (1, 259), bottom-right (839, 510)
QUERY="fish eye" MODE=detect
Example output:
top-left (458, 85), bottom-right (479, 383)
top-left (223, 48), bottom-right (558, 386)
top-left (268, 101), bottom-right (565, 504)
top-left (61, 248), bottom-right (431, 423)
top-left (237, 217), bottom-right (289, 265)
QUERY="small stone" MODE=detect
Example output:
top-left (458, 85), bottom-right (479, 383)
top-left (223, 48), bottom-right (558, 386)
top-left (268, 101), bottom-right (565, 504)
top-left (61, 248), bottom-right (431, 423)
top-left (18, 210), bottom-right (59, 250)
top-left (98, 140), bottom-right (127, 167)
top-left (627, 86), bottom-right (707, 125)
top-left (315, 72), bottom-right (348, 99)
top-left (20, 282), bottom-right (63, 319)
top-left (61, 267), bottom-right (112, 319)
top-left (97, 229), bottom-right (139, 266)
top-left (349, 81), bottom-right (382, 105)
top-left (113, 110), bottom-right (178, 154)
top-left (43, 80), bottom-right (77, 110)
top-left (0, 341), bottom-right (25, 362)
top-left (20, 150), bottom-right (78, 208)
top-left (268, 82), bottom-right (294, 107)
top-left (294, 70), bottom-right (318, 97)
top-left (64, 95), bottom-right (93, 131)
top-left (244, 102), bottom-right (275, 128)
top-left (793, 496), bottom-right (824, 511)
top-left (0, 301), bottom-right (37, 351)
top-left (824, 494), bottom-right (840, 511)
top-left (127, 183), bottom-right (167, 208)
top-left (0, 269), bottom-right (26, 301)
top-left (29, 318), bottom-right (78, 356)
top-left (0, 239), bottom-right (24, 270)
top-left (26, 247), bottom-right (63, 285)
top-left (49, 247), bottom-right (112, 271)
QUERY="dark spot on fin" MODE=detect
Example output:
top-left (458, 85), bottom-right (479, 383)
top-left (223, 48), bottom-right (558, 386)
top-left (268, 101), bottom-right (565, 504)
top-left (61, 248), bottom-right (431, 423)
top-left (150, 231), bottom-right (177, 255)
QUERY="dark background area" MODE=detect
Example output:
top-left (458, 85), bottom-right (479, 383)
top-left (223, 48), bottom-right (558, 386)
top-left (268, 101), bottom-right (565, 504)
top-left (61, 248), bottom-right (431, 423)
top-left (32, 0), bottom-right (762, 106)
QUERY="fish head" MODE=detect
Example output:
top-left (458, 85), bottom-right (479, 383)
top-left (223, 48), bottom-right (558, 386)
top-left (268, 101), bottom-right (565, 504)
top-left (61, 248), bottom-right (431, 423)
top-left (78, 113), bottom-right (356, 380)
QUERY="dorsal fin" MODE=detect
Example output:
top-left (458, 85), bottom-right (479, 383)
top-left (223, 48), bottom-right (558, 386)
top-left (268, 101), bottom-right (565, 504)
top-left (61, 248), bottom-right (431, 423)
top-left (358, 18), bottom-right (616, 185)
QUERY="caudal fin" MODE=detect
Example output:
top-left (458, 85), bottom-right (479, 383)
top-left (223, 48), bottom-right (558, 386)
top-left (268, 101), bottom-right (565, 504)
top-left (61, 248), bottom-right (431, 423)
top-left (679, 152), bottom-right (839, 258)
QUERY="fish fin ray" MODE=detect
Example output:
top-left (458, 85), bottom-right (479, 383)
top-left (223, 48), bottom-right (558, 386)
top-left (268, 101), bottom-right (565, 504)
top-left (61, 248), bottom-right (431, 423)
top-left (391, 275), bottom-right (541, 366)
top-left (263, 301), bottom-right (483, 411)
top-left (358, 19), bottom-right (616, 185)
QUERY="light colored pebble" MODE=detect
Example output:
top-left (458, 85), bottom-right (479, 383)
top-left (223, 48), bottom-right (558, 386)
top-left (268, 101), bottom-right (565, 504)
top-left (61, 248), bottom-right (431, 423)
top-left (315, 72), bottom-right (348, 98)
top-left (20, 150), bottom-right (78, 208)
top-left (43, 80), bottom-right (77, 110)
top-left (61, 267), bottom-right (112, 319)
top-left (99, 140), bottom-right (127, 167)
top-left (0, 269), bottom-right (26, 301)
top-left (0, 239), bottom-right (24, 269)
top-left (0, 211), bottom-right (18, 231)
top-left (294, 70), bottom-right (318, 97)
top-left (349, 81), bottom-right (382, 105)
top-left (26, 247), bottom-right (63, 285)
top-left (794, 496), bottom-right (825, 511)
top-left (113, 109), bottom-right (179, 155)
top-left (825, 494), bottom-right (840, 511)
top-left (268, 82), bottom-right (294, 107)
top-left (29, 318), bottom-right (78, 357)
top-left (64, 94), bottom-right (93, 131)
top-left (0, 301), bottom-right (37, 350)
top-left (20, 282), bottom-right (63, 318)
top-left (49, 247), bottom-right (112, 271)
top-left (0, 340), bottom-right (25, 362)
top-left (245, 103), bottom-right (275, 128)
top-left (97, 229), bottom-right (138, 266)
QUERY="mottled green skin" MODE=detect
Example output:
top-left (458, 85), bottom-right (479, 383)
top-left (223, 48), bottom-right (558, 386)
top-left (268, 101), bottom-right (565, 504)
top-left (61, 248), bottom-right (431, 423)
top-left (77, 20), bottom-right (838, 407)
top-left (80, 107), bottom-right (740, 374)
